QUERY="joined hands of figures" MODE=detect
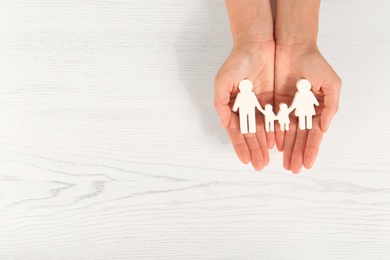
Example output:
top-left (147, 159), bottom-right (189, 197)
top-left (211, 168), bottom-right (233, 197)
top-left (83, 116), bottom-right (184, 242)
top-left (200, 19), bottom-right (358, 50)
top-left (232, 79), bottom-right (319, 134)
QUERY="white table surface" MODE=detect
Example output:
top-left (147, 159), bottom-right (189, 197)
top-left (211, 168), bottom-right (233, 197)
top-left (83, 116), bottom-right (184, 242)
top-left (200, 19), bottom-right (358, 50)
top-left (1, 1), bottom-right (390, 259)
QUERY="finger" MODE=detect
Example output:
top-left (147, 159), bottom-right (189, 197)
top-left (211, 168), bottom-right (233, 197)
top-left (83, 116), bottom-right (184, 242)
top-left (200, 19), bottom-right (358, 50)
top-left (303, 117), bottom-right (324, 169)
top-left (275, 121), bottom-right (285, 151)
top-left (255, 113), bottom-right (269, 166)
top-left (283, 117), bottom-right (298, 171)
top-left (215, 104), bottom-right (232, 129)
top-left (266, 131), bottom-right (275, 150)
top-left (226, 112), bottom-right (251, 164)
top-left (244, 133), bottom-right (264, 171)
top-left (214, 75), bottom-right (234, 128)
top-left (290, 128), bottom-right (309, 174)
top-left (320, 79), bottom-right (341, 132)
top-left (321, 107), bottom-right (336, 133)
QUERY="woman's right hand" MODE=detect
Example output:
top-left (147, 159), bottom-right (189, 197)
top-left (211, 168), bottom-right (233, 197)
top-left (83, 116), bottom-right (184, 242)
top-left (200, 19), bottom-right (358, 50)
top-left (214, 40), bottom-right (275, 171)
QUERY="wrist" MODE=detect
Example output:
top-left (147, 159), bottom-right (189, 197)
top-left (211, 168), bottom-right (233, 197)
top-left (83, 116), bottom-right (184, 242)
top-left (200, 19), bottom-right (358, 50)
top-left (275, 41), bottom-right (319, 60)
top-left (275, 0), bottom-right (320, 45)
top-left (232, 37), bottom-right (275, 58)
top-left (233, 33), bottom-right (274, 50)
top-left (276, 41), bottom-right (318, 52)
top-left (275, 35), bottom-right (317, 47)
top-left (275, 29), bottom-right (318, 46)
top-left (226, 0), bottom-right (274, 47)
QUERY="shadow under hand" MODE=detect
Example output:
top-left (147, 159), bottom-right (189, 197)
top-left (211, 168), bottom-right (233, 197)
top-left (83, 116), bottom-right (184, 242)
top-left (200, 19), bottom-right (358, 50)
top-left (175, 1), bottom-right (232, 143)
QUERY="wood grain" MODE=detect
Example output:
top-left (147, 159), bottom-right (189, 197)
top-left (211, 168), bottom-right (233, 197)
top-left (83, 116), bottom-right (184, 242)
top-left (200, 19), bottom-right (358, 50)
top-left (0, 0), bottom-right (390, 259)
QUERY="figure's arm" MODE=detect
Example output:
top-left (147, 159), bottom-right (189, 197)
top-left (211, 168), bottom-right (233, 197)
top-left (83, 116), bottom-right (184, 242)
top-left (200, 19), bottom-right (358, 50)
top-left (254, 97), bottom-right (265, 113)
top-left (272, 112), bottom-right (278, 121)
top-left (288, 94), bottom-right (298, 112)
top-left (313, 94), bottom-right (320, 106)
top-left (258, 107), bottom-right (265, 114)
top-left (232, 94), bottom-right (240, 112)
top-left (257, 105), bottom-right (265, 114)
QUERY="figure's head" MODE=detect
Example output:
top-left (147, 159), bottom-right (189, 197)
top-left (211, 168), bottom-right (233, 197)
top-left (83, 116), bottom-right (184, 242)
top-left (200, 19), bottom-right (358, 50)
top-left (296, 79), bottom-right (312, 92)
top-left (238, 79), bottom-right (253, 92)
top-left (265, 104), bottom-right (273, 110)
top-left (279, 103), bottom-right (288, 110)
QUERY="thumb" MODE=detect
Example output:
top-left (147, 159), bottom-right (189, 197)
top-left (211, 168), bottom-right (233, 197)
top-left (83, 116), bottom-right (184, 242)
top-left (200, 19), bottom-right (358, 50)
top-left (214, 104), bottom-right (232, 128)
top-left (320, 108), bottom-right (335, 133)
top-left (320, 80), bottom-right (341, 132)
top-left (214, 75), bottom-right (234, 128)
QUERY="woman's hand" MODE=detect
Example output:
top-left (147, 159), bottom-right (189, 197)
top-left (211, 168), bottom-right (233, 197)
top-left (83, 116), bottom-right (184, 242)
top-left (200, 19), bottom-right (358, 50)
top-left (274, 43), bottom-right (342, 173)
top-left (214, 0), bottom-right (275, 171)
top-left (214, 41), bottom-right (275, 171)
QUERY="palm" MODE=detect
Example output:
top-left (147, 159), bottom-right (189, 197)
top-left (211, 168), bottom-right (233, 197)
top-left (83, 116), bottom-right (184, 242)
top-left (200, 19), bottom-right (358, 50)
top-left (214, 41), bottom-right (275, 170)
top-left (274, 44), bottom-right (341, 173)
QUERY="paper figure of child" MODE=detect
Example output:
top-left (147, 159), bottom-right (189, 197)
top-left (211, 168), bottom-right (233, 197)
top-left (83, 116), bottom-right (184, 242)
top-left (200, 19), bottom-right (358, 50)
top-left (276, 103), bottom-right (293, 131)
top-left (289, 79), bottom-right (320, 130)
top-left (232, 79), bottom-right (262, 134)
top-left (259, 104), bottom-right (277, 132)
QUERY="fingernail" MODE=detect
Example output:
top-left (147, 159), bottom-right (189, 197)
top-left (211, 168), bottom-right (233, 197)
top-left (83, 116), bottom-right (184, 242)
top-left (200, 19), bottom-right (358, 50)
top-left (308, 161), bottom-right (314, 169)
top-left (323, 121), bottom-right (330, 133)
top-left (220, 119), bottom-right (226, 129)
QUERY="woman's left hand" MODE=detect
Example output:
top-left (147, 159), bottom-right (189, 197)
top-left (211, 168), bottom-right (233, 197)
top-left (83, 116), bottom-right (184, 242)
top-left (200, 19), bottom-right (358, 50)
top-left (274, 43), bottom-right (342, 173)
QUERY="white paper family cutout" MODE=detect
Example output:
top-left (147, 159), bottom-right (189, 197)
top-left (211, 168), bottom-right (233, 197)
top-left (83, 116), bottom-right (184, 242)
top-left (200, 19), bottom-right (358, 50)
top-left (232, 79), bottom-right (319, 134)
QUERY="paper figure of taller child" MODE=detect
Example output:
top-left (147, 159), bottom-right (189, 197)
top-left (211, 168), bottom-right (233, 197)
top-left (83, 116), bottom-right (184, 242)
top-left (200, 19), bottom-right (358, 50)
top-left (233, 79), bottom-right (319, 134)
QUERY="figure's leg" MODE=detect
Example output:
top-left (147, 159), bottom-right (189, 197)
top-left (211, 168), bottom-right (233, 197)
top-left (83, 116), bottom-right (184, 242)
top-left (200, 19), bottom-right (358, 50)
top-left (270, 121), bottom-right (274, 132)
top-left (298, 116), bottom-right (306, 130)
top-left (240, 113), bottom-right (248, 134)
top-left (248, 112), bottom-right (256, 133)
top-left (306, 116), bottom-right (313, 129)
top-left (265, 120), bottom-right (270, 132)
top-left (285, 123), bottom-right (289, 131)
top-left (280, 122), bottom-right (285, 131)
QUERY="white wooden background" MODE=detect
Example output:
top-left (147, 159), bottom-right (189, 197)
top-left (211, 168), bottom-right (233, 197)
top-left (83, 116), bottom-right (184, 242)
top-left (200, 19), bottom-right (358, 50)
top-left (0, 1), bottom-right (389, 259)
